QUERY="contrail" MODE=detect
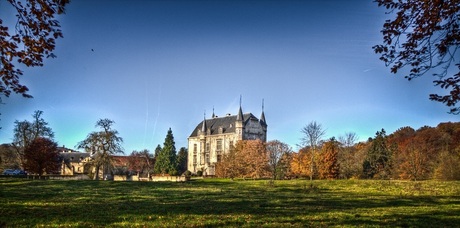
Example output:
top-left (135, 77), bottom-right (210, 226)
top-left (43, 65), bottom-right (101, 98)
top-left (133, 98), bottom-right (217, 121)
top-left (142, 87), bottom-right (149, 149)
top-left (150, 85), bottom-right (161, 146)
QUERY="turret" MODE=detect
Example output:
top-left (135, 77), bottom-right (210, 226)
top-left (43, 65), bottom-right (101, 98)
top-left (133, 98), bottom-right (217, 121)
top-left (199, 112), bottom-right (207, 138)
top-left (235, 97), bottom-right (244, 140)
top-left (260, 99), bottom-right (267, 128)
top-left (260, 99), bottom-right (267, 142)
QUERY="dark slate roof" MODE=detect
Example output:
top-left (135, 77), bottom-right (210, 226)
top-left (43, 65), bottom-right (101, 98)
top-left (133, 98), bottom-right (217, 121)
top-left (260, 111), bottom-right (267, 126)
top-left (56, 147), bottom-right (79, 153)
top-left (189, 113), bottom-right (258, 137)
top-left (59, 152), bottom-right (91, 163)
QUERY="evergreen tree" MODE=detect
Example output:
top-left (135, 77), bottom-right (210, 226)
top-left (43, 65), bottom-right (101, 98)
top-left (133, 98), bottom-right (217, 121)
top-left (177, 147), bottom-right (188, 174)
top-left (154, 128), bottom-right (177, 175)
top-left (363, 129), bottom-right (393, 179)
top-left (153, 144), bottom-right (161, 171)
top-left (154, 144), bottom-right (162, 159)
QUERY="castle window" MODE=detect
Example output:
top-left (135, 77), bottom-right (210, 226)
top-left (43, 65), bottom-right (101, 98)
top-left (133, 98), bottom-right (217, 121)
top-left (200, 153), bottom-right (204, 165)
top-left (206, 143), bottom-right (210, 153)
top-left (216, 139), bottom-right (222, 153)
top-left (193, 155), bottom-right (197, 165)
top-left (205, 153), bottom-right (210, 164)
top-left (193, 144), bottom-right (197, 154)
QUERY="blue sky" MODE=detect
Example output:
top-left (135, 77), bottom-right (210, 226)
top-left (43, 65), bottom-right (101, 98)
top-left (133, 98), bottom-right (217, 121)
top-left (1, 0), bottom-right (458, 153)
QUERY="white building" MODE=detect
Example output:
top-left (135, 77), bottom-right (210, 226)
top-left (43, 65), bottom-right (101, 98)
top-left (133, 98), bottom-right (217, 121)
top-left (187, 105), bottom-right (267, 176)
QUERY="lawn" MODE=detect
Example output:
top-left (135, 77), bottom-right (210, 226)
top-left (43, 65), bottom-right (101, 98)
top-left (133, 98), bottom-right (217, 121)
top-left (0, 178), bottom-right (459, 227)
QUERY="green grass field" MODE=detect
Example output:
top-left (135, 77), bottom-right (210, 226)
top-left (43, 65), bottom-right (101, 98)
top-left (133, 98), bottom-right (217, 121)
top-left (0, 178), bottom-right (459, 227)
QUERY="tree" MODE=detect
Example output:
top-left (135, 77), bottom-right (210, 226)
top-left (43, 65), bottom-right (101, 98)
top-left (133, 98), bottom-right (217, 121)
top-left (127, 149), bottom-right (153, 178)
top-left (266, 140), bottom-right (292, 180)
top-left (290, 148), bottom-right (310, 178)
top-left (318, 137), bottom-right (340, 179)
top-left (338, 132), bottom-right (359, 179)
top-left (413, 126), bottom-right (449, 179)
top-left (277, 151), bottom-right (293, 180)
top-left (23, 137), bottom-right (59, 176)
top-left (77, 119), bottom-right (123, 180)
top-left (12, 110), bottom-right (54, 168)
top-left (300, 121), bottom-right (326, 181)
top-left (154, 128), bottom-right (177, 175)
top-left (363, 129), bottom-right (393, 179)
top-left (434, 150), bottom-right (460, 180)
top-left (215, 144), bottom-right (239, 178)
top-left (353, 142), bottom-right (371, 179)
top-left (176, 147), bottom-right (188, 175)
top-left (215, 140), bottom-right (268, 179)
top-left (373, 0), bottom-right (460, 114)
top-left (0, 143), bottom-right (19, 170)
top-left (154, 144), bottom-right (162, 159)
top-left (229, 140), bottom-right (268, 179)
top-left (1, 0), bottom-right (69, 99)
top-left (153, 144), bottom-right (161, 170)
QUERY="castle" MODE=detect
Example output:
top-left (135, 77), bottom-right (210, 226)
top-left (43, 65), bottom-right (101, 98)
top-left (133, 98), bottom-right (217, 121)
top-left (187, 104), bottom-right (267, 176)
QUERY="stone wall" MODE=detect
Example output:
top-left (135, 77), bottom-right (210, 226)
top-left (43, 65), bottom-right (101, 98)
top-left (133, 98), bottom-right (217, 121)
top-left (113, 175), bottom-right (186, 182)
top-left (26, 174), bottom-right (91, 180)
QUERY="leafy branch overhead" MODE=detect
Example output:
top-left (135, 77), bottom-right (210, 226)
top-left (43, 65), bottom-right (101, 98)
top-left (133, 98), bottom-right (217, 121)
top-left (373, 0), bottom-right (460, 114)
top-left (0, 0), bottom-right (69, 98)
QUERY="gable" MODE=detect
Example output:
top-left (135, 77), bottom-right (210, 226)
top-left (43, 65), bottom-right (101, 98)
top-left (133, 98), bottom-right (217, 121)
top-left (189, 113), bottom-right (258, 137)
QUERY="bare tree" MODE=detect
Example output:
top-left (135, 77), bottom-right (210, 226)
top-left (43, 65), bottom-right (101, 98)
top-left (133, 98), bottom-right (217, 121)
top-left (338, 132), bottom-right (359, 179)
top-left (128, 149), bottom-right (153, 178)
top-left (300, 121), bottom-right (326, 181)
top-left (266, 140), bottom-right (292, 180)
top-left (12, 110), bottom-right (54, 168)
top-left (77, 119), bottom-right (123, 180)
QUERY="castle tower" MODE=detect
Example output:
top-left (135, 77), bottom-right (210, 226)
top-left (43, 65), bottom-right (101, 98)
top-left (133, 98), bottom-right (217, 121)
top-left (259, 99), bottom-right (267, 141)
top-left (235, 97), bottom-right (244, 140)
top-left (199, 113), bottom-right (207, 165)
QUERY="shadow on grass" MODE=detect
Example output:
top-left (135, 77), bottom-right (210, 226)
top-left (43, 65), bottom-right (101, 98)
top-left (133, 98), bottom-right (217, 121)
top-left (0, 179), bottom-right (459, 227)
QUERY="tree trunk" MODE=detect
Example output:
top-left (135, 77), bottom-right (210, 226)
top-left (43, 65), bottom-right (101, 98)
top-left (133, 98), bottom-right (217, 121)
top-left (310, 152), bottom-right (314, 181)
top-left (95, 165), bottom-right (100, 180)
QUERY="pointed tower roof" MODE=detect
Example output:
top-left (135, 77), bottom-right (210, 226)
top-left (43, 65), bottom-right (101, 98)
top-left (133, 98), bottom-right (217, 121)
top-left (201, 112), bottom-right (207, 132)
top-left (260, 99), bottom-right (267, 125)
top-left (236, 96), bottom-right (243, 121)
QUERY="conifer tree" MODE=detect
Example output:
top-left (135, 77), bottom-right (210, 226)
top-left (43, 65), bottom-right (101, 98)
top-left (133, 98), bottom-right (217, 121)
top-left (154, 144), bottom-right (162, 159)
top-left (363, 129), bottom-right (393, 179)
top-left (177, 147), bottom-right (188, 174)
top-left (154, 128), bottom-right (177, 175)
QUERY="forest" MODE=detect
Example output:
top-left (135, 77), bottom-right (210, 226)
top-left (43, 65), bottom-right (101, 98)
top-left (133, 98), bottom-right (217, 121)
top-left (215, 122), bottom-right (460, 181)
top-left (1, 110), bottom-right (459, 181)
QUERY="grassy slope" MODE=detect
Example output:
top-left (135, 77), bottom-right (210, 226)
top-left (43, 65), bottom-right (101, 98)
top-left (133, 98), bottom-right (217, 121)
top-left (0, 178), bottom-right (459, 227)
